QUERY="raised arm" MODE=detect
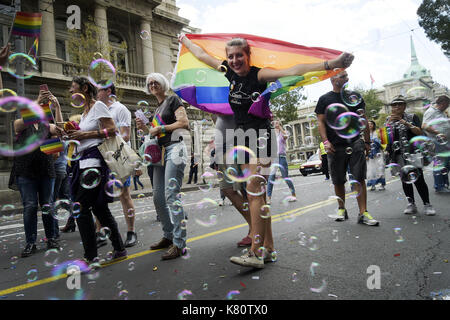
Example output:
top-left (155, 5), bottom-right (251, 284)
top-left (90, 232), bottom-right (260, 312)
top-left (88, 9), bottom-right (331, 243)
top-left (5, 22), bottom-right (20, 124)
top-left (258, 52), bottom-right (354, 83)
top-left (179, 33), bottom-right (223, 70)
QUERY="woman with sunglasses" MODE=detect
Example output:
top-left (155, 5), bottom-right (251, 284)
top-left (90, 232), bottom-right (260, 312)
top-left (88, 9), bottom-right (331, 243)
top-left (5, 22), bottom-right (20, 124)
top-left (136, 73), bottom-right (190, 260)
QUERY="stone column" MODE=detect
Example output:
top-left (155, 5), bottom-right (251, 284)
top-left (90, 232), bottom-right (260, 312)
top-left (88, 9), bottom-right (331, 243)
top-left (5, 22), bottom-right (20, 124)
top-left (38, 0), bottom-right (62, 74)
top-left (94, 2), bottom-right (109, 57)
top-left (140, 18), bottom-right (155, 75)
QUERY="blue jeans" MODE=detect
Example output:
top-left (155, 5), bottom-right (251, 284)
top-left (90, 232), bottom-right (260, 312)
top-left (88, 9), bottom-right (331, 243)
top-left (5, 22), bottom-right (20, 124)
top-left (267, 155), bottom-right (296, 197)
top-left (433, 154), bottom-right (450, 191)
top-left (152, 142), bottom-right (187, 249)
top-left (16, 176), bottom-right (57, 244)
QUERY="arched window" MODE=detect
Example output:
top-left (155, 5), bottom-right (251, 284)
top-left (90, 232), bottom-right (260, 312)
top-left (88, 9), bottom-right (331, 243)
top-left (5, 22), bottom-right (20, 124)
top-left (109, 31), bottom-right (128, 73)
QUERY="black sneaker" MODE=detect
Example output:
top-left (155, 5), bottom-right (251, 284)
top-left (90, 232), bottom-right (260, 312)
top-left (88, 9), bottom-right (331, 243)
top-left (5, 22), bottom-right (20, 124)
top-left (96, 232), bottom-right (108, 248)
top-left (124, 231), bottom-right (137, 248)
top-left (21, 243), bottom-right (37, 257)
top-left (47, 238), bottom-right (61, 250)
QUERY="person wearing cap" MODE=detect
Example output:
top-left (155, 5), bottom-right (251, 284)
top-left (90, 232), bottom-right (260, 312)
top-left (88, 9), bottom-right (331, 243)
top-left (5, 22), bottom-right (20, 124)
top-left (316, 71), bottom-right (379, 226)
top-left (385, 95), bottom-right (436, 216)
top-left (422, 95), bottom-right (450, 193)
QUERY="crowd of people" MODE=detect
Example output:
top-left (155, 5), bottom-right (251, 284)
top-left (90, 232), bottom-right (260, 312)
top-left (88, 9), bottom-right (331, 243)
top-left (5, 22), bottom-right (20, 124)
top-left (2, 34), bottom-right (449, 272)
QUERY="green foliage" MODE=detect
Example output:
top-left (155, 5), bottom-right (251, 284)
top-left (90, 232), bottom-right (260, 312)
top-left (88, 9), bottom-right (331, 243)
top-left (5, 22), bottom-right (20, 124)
top-left (417, 0), bottom-right (450, 57)
top-left (269, 87), bottom-right (307, 122)
top-left (67, 17), bottom-right (127, 101)
top-left (354, 87), bottom-right (385, 120)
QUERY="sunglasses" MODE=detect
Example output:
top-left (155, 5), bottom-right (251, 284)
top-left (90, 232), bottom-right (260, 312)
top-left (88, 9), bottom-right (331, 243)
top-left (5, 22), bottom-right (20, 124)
top-left (391, 103), bottom-right (405, 107)
top-left (148, 81), bottom-right (160, 87)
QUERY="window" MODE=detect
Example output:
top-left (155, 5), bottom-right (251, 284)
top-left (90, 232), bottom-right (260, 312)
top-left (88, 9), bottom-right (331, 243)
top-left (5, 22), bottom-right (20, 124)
top-left (56, 39), bottom-right (66, 60)
top-left (109, 31), bottom-right (128, 73)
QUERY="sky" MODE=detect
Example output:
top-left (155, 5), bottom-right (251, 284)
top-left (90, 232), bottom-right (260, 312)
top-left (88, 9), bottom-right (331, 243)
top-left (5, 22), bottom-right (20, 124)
top-left (176, 0), bottom-right (450, 104)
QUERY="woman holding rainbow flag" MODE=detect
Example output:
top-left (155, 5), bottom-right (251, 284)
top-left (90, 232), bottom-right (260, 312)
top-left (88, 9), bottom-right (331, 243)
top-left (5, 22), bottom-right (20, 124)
top-left (136, 73), bottom-right (190, 260)
top-left (179, 34), bottom-right (354, 268)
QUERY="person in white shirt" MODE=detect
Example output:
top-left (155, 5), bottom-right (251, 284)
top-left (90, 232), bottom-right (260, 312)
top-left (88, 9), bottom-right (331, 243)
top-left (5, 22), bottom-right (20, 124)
top-left (96, 81), bottom-right (138, 247)
top-left (65, 76), bottom-right (127, 265)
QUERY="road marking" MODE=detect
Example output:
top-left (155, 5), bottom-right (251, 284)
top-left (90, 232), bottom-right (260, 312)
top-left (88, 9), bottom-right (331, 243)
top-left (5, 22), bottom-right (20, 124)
top-left (0, 178), bottom-right (401, 296)
top-left (0, 224), bottom-right (23, 231)
top-left (0, 196), bottom-right (336, 296)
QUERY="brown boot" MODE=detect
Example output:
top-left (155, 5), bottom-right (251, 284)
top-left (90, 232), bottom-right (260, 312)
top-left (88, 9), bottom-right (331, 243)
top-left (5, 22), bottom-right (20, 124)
top-left (150, 237), bottom-right (173, 250)
top-left (161, 244), bottom-right (183, 260)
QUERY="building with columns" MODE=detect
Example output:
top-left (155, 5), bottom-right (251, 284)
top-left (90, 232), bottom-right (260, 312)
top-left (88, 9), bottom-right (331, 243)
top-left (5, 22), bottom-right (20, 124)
top-left (375, 36), bottom-right (449, 115)
top-left (0, 0), bottom-right (209, 175)
top-left (283, 102), bottom-right (320, 163)
top-left (0, 0), bottom-right (216, 196)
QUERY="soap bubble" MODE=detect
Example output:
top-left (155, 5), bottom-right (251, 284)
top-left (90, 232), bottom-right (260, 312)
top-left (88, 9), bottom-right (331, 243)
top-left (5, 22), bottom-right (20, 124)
top-left (400, 165), bottom-right (420, 184)
top-left (70, 93), bottom-right (86, 108)
top-left (340, 82), bottom-right (363, 107)
top-left (98, 227), bottom-right (111, 241)
top-left (139, 30), bottom-right (150, 40)
top-left (80, 168), bottom-right (101, 189)
top-left (177, 289), bottom-right (193, 300)
top-left (53, 199), bottom-right (72, 220)
top-left (0, 96), bottom-right (49, 157)
top-left (325, 103), bottom-right (350, 130)
top-left (6, 53), bottom-right (39, 79)
top-left (88, 59), bottom-right (116, 89)
top-left (104, 179), bottom-right (124, 197)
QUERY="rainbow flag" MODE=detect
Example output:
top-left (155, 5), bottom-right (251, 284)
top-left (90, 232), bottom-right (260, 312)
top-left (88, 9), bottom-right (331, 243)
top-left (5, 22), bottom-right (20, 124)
top-left (27, 37), bottom-right (39, 60)
top-left (172, 33), bottom-right (344, 117)
top-left (152, 114), bottom-right (166, 138)
top-left (41, 103), bottom-right (54, 122)
top-left (40, 138), bottom-right (64, 155)
top-left (20, 104), bottom-right (44, 125)
top-left (378, 126), bottom-right (393, 145)
top-left (11, 12), bottom-right (42, 38)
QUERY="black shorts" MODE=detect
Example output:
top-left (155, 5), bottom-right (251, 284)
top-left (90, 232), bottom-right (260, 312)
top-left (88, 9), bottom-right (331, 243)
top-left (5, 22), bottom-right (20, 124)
top-left (233, 120), bottom-right (277, 164)
top-left (328, 139), bottom-right (366, 185)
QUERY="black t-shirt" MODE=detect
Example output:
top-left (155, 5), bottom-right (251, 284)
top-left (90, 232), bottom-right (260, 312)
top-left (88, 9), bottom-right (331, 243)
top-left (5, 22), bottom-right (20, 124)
top-left (315, 91), bottom-right (366, 146)
top-left (222, 60), bottom-right (268, 127)
top-left (152, 95), bottom-right (184, 146)
top-left (12, 123), bottom-right (56, 180)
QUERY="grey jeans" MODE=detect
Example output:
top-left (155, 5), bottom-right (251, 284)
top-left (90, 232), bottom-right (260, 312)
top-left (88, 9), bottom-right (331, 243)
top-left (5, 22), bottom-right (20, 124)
top-left (152, 142), bottom-right (188, 249)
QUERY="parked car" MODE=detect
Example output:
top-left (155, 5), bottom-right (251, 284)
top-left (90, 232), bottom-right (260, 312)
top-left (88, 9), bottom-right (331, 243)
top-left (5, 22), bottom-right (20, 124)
top-left (299, 153), bottom-right (322, 176)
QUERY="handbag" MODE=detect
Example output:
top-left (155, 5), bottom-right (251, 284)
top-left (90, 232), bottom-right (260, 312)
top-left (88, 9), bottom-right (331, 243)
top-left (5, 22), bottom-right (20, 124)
top-left (98, 134), bottom-right (141, 182)
top-left (139, 135), bottom-right (165, 167)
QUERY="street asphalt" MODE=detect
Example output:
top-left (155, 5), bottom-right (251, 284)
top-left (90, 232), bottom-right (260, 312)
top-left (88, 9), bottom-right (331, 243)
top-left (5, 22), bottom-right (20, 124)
top-left (0, 167), bottom-right (448, 301)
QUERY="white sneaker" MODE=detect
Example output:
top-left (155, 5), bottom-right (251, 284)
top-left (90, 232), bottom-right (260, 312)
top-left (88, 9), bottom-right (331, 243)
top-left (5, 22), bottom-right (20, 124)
top-left (424, 204), bottom-right (436, 216)
top-left (288, 195), bottom-right (297, 202)
top-left (379, 185), bottom-right (385, 191)
top-left (404, 203), bottom-right (418, 215)
top-left (218, 199), bottom-right (224, 206)
top-left (230, 251), bottom-right (264, 269)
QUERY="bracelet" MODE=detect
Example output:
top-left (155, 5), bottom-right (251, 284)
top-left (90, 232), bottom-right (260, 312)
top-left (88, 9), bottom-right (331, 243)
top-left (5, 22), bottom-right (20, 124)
top-left (103, 128), bottom-right (109, 139)
top-left (161, 125), bottom-right (166, 134)
top-left (324, 61), bottom-right (331, 70)
top-left (324, 139), bottom-right (329, 144)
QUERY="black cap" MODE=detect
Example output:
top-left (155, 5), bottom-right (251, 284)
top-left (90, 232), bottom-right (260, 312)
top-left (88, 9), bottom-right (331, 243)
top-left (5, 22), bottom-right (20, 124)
top-left (389, 95), bottom-right (406, 105)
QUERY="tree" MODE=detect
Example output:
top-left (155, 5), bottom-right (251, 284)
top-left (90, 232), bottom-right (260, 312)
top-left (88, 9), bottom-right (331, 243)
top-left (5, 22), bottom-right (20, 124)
top-left (67, 17), bottom-right (127, 104)
top-left (269, 87), bottom-right (307, 122)
top-left (417, 0), bottom-right (450, 57)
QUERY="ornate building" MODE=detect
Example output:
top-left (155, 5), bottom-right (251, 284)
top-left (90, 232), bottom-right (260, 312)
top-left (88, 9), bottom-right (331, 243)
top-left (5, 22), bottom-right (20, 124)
top-left (375, 36), bottom-right (449, 115)
top-left (284, 102), bottom-right (319, 163)
top-left (0, 0), bottom-right (206, 191)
